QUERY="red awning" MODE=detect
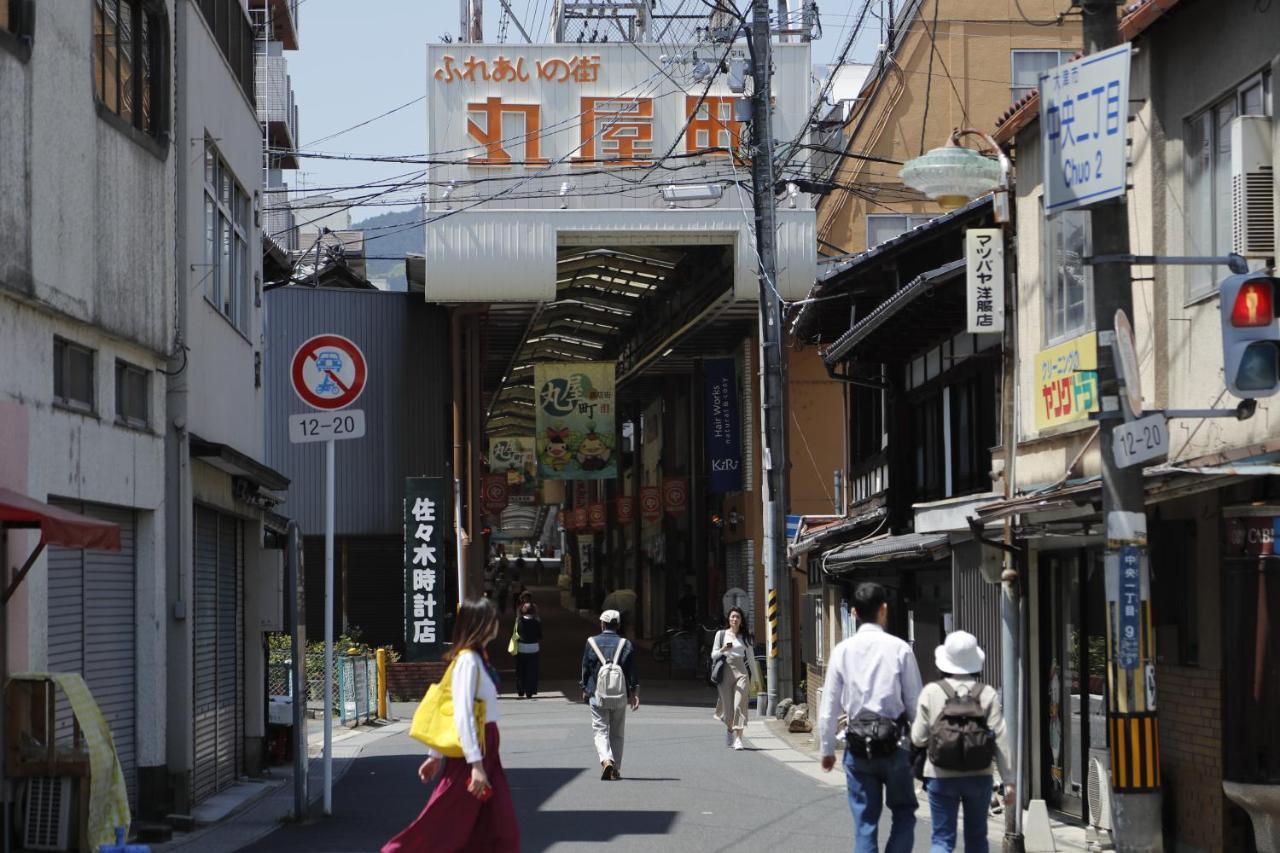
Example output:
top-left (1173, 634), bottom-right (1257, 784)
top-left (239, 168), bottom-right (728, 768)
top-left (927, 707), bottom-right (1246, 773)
top-left (0, 488), bottom-right (121, 551)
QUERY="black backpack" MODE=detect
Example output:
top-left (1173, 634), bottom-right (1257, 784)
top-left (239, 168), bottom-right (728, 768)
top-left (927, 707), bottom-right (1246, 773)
top-left (927, 681), bottom-right (996, 772)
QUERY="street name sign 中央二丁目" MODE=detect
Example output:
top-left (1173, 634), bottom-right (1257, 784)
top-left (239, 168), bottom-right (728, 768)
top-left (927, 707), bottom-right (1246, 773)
top-left (1040, 43), bottom-right (1131, 214)
top-left (1112, 411), bottom-right (1168, 469)
top-left (288, 410), bottom-right (366, 444)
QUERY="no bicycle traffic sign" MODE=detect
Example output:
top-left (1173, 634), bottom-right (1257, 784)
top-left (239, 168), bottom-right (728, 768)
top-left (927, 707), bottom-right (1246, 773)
top-left (291, 334), bottom-right (368, 411)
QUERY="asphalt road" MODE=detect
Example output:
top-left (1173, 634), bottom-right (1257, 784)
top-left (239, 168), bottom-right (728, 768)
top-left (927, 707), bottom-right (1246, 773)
top-left (238, 679), bottom-right (1001, 852)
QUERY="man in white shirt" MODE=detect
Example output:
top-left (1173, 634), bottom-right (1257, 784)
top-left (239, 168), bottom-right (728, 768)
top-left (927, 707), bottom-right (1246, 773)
top-left (818, 582), bottom-right (923, 853)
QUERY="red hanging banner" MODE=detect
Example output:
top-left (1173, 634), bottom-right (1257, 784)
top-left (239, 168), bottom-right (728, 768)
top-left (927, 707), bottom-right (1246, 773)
top-left (663, 476), bottom-right (688, 516)
top-left (588, 502), bottom-right (607, 531)
top-left (572, 506), bottom-right (589, 531)
top-left (481, 474), bottom-right (509, 515)
top-left (615, 495), bottom-right (635, 525)
top-left (640, 486), bottom-right (662, 526)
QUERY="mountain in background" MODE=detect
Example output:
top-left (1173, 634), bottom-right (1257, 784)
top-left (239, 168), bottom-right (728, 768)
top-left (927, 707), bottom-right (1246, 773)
top-left (352, 206), bottom-right (424, 290)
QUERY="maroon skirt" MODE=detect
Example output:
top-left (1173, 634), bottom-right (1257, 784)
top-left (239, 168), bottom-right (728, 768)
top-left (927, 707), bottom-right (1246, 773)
top-left (382, 723), bottom-right (520, 853)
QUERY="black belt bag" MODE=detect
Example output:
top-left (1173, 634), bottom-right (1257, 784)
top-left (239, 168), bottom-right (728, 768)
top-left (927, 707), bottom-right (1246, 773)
top-left (846, 710), bottom-right (902, 759)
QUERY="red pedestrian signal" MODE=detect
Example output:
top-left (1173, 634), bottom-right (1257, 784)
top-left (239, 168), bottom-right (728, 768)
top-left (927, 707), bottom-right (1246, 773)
top-left (1220, 273), bottom-right (1280, 397)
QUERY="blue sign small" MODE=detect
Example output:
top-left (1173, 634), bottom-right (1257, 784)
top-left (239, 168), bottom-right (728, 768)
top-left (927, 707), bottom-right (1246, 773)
top-left (1117, 543), bottom-right (1142, 670)
top-left (703, 357), bottom-right (742, 493)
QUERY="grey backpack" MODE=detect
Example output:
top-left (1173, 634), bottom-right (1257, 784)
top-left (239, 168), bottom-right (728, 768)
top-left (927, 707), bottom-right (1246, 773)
top-left (927, 681), bottom-right (996, 772)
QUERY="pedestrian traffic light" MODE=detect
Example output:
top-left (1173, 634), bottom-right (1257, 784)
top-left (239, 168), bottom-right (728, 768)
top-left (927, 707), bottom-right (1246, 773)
top-left (1221, 271), bottom-right (1280, 398)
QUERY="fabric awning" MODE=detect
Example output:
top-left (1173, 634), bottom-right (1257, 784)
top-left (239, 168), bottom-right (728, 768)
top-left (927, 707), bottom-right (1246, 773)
top-left (0, 487), bottom-right (121, 551)
top-left (823, 531), bottom-right (951, 574)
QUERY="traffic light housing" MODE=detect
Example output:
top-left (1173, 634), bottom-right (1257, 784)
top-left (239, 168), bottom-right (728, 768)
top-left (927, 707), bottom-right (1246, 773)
top-left (1221, 272), bottom-right (1280, 398)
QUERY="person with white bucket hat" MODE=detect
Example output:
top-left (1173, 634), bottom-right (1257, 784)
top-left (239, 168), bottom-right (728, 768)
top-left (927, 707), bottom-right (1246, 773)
top-left (910, 630), bottom-right (1013, 853)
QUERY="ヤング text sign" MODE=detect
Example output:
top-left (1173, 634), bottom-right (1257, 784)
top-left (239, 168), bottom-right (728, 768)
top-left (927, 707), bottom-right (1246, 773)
top-left (1034, 332), bottom-right (1099, 431)
top-left (291, 334), bottom-right (368, 411)
top-left (1040, 44), bottom-right (1131, 214)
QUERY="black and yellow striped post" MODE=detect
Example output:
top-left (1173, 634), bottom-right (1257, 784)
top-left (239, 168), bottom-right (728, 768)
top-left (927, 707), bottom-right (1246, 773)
top-left (767, 588), bottom-right (779, 659)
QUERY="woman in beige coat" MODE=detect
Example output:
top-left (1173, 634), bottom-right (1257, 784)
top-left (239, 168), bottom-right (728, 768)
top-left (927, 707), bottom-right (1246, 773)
top-left (711, 607), bottom-right (761, 750)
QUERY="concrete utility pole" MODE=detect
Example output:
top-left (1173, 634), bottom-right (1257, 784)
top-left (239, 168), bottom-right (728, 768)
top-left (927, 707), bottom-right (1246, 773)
top-left (1079, 1), bottom-right (1163, 849)
top-left (460, 0), bottom-right (482, 42)
top-left (749, 0), bottom-right (793, 710)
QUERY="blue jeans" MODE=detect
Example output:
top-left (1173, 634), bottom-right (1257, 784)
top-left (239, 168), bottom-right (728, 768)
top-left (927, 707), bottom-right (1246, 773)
top-left (925, 774), bottom-right (993, 852)
top-left (843, 747), bottom-right (917, 853)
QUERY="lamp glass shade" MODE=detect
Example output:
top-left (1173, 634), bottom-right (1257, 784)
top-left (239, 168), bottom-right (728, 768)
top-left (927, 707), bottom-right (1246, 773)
top-left (899, 145), bottom-right (1003, 208)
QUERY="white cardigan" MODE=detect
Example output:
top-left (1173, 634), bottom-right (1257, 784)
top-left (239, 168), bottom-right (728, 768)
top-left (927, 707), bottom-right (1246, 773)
top-left (710, 630), bottom-right (761, 684)
top-left (426, 650), bottom-right (500, 764)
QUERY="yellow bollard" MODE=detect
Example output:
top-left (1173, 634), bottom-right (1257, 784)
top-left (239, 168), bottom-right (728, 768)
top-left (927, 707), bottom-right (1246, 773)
top-left (376, 647), bottom-right (388, 720)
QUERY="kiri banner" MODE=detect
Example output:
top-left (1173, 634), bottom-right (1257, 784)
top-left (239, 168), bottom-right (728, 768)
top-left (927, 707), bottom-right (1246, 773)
top-left (404, 477), bottom-right (453, 661)
top-left (535, 362), bottom-right (617, 480)
top-left (703, 357), bottom-right (742, 492)
top-left (489, 436), bottom-right (538, 503)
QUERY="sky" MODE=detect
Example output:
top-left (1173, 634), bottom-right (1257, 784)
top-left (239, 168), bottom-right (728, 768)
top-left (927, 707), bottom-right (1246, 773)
top-left (285, 0), bottom-right (881, 224)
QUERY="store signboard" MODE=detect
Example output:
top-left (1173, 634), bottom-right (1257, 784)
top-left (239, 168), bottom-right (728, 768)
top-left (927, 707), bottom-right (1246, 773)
top-left (404, 477), bottom-right (452, 661)
top-left (704, 357), bottom-right (742, 492)
top-left (1034, 332), bottom-right (1099, 431)
top-left (535, 362), bottom-right (617, 479)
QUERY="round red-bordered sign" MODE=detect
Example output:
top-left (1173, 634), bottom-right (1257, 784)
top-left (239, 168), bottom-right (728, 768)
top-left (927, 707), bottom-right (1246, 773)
top-left (291, 334), bottom-right (368, 411)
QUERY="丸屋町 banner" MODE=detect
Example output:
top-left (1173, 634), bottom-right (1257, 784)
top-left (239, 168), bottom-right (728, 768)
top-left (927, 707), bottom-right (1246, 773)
top-left (488, 436), bottom-right (538, 503)
top-left (703, 357), bottom-right (742, 493)
top-left (535, 362), bottom-right (617, 480)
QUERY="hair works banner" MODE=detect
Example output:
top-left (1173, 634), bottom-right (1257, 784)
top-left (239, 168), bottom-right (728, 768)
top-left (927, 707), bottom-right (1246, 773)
top-left (703, 356), bottom-right (743, 493)
top-left (404, 477), bottom-right (454, 662)
top-left (535, 362), bottom-right (617, 480)
top-left (488, 436), bottom-right (538, 503)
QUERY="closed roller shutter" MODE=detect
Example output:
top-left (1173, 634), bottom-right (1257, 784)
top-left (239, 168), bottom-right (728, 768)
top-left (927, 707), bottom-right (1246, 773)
top-left (47, 503), bottom-right (138, 807)
top-left (193, 507), bottom-right (244, 803)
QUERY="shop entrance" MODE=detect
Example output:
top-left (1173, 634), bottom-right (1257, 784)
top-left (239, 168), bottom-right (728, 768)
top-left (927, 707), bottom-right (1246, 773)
top-left (1039, 549), bottom-right (1108, 820)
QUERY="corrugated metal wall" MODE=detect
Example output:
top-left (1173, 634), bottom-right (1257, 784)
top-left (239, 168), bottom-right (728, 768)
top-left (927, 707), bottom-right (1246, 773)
top-left (952, 547), bottom-right (1003, 692)
top-left (265, 289), bottom-right (450, 535)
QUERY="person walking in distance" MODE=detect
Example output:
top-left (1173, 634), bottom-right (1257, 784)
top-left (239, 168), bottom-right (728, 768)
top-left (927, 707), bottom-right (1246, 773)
top-left (818, 582), bottom-right (923, 853)
top-left (911, 631), bottom-right (1013, 853)
top-left (580, 609), bottom-right (639, 780)
top-left (711, 606), bottom-right (761, 750)
top-left (514, 600), bottom-right (542, 699)
top-left (383, 598), bottom-right (519, 852)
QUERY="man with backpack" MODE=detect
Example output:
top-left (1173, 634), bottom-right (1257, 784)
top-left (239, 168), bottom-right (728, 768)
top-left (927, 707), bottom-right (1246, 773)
top-left (580, 609), bottom-right (639, 780)
top-left (910, 630), bottom-right (1014, 853)
top-left (817, 582), bottom-right (922, 853)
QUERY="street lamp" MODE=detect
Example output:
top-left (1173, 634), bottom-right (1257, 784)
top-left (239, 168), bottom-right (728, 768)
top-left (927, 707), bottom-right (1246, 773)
top-left (899, 127), bottom-right (1011, 222)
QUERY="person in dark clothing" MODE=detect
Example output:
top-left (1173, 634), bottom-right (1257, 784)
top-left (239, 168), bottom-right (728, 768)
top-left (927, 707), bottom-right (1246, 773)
top-left (495, 570), bottom-right (510, 614)
top-left (514, 601), bottom-right (542, 699)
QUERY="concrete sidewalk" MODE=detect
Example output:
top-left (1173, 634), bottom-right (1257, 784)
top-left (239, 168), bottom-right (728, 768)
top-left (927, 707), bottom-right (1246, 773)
top-left (746, 716), bottom-right (1093, 852)
top-left (151, 718), bottom-right (407, 853)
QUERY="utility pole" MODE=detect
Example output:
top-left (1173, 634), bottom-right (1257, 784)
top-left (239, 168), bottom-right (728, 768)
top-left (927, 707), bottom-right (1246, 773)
top-left (1080, 1), bottom-right (1163, 849)
top-left (460, 0), bottom-right (482, 42)
top-left (749, 0), bottom-right (793, 710)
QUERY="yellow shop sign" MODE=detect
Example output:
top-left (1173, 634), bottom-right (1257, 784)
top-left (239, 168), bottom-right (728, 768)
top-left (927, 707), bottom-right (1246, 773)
top-left (1034, 332), bottom-right (1099, 431)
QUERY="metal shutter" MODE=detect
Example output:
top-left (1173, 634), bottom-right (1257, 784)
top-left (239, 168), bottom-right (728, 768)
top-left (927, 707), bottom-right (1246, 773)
top-left (47, 503), bottom-right (138, 806)
top-left (193, 507), bottom-right (244, 803)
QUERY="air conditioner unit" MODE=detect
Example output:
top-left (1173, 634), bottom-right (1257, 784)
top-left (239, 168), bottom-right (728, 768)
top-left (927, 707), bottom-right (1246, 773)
top-left (1231, 115), bottom-right (1275, 259)
top-left (1086, 748), bottom-right (1115, 834)
top-left (22, 776), bottom-right (75, 851)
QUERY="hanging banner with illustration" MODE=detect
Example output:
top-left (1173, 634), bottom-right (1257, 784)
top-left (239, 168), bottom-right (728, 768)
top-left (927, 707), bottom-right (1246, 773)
top-left (703, 357), bottom-right (742, 493)
top-left (488, 436), bottom-right (538, 503)
top-left (404, 477), bottom-right (454, 662)
top-left (535, 362), bottom-right (617, 479)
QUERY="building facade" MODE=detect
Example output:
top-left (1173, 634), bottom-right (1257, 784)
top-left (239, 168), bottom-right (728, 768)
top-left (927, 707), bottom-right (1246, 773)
top-left (0, 0), bottom-right (176, 812)
top-left (991, 0), bottom-right (1278, 847)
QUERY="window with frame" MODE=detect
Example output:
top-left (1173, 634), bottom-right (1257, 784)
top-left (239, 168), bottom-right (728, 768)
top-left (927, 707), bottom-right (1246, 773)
top-left (1184, 71), bottom-right (1273, 301)
top-left (115, 360), bottom-right (149, 428)
top-left (204, 139), bottom-right (252, 333)
top-left (53, 337), bottom-right (96, 413)
top-left (1011, 49), bottom-right (1077, 101)
top-left (866, 214), bottom-right (934, 250)
top-left (93, 0), bottom-right (166, 139)
top-left (1043, 207), bottom-right (1094, 346)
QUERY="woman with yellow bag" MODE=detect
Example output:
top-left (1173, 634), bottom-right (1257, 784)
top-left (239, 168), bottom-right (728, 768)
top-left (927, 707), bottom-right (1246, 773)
top-left (382, 598), bottom-right (519, 852)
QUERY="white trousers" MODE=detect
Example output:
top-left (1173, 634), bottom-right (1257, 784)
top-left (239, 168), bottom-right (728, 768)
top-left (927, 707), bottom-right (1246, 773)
top-left (590, 701), bottom-right (627, 769)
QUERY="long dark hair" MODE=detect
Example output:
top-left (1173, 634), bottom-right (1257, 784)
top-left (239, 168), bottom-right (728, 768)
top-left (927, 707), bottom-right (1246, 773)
top-left (726, 606), bottom-right (753, 644)
top-left (447, 597), bottom-right (499, 660)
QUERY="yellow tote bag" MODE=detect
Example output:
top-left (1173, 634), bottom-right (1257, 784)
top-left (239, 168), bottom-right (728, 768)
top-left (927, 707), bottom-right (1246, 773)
top-left (507, 620), bottom-right (519, 656)
top-left (409, 656), bottom-right (486, 758)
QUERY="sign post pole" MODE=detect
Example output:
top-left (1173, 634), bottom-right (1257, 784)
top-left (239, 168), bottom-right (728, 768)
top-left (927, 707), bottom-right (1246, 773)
top-left (323, 437), bottom-right (334, 816)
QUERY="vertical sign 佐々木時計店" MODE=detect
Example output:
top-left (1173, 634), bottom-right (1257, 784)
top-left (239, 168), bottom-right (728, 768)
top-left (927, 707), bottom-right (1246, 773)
top-left (535, 362), bottom-right (617, 480)
top-left (1040, 43), bottom-right (1131, 214)
top-left (405, 477), bottom-right (451, 661)
top-left (965, 229), bottom-right (1005, 334)
top-left (704, 357), bottom-right (743, 492)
